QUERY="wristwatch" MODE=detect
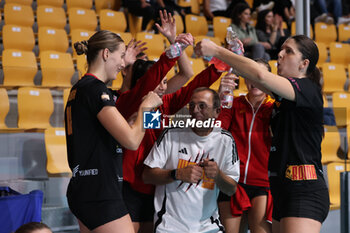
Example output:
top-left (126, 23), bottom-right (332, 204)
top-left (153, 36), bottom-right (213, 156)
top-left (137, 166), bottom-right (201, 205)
top-left (170, 169), bottom-right (178, 180)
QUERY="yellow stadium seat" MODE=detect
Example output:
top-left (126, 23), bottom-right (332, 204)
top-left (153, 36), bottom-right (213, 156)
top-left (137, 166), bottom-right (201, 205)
top-left (94, 0), bottom-right (115, 13)
top-left (36, 5), bottom-right (66, 29)
top-left (36, 0), bottom-right (63, 7)
top-left (4, 3), bottom-right (34, 27)
top-left (2, 50), bottom-right (37, 87)
top-left (70, 29), bottom-right (96, 57)
top-left (17, 87), bottom-right (54, 129)
top-left (291, 21), bottom-right (314, 39)
top-left (68, 8), bottom-right (97, 31)
top-left (245, 0), bottom-right (253, 8)
top-left (5, 0), bottom-right (32, 5)
top-left (66, 0), bottom-right (92, 9)
top-left (321, 126), bottom-right (343, 164)
top-left (329, 42), bottom-right (350, 65)
top-left (213, 16), bottom-right (232, 44)
top-left (185, 14), bottom-right (208, 36)
top-left (233, 89), bottom-right (248, 97)
top-left (184, 58), bottom-right (206, 86)
top-left (316, 42), bottom-right (328, 65)
top-left (44, 127), bottom-right (71, 175)
top-left (314, 22), bottom-right (337, 44)
top-left (174, 14), bottom-right (184, 35)
top-left (195, 36), bottom-right (221, 46)
top-left (111, 71), bottom-right (123, 90)
top-left (326, 162), bottom-right (348, 210)
top-left (2, 25), bottom-right (35, 51)
top-left (237, 76), bottom-right (248, 92)
top-left (338, 24), bottom-right (350, 42)
top-left (178, 0), bottom-right (200, 15)
top-left (63, 88), bottom-right (71, 109)
top-left (40, 51), bottom-right (75, 88)
top-left (99, 9), bottom-right (127, 33)
top-left (210, 76), bottom-right (222, 92)
top-left (136, 32), bottom-right (165, 57)
top-left (38, 27), bottom-right (69, 53)
top-left (0, 89), bottom-right (10, 129)
top-left (321, 63), bottom-right (347, 93)
top-left (332, 92), bottom-right (350, 126)
top-left (76, 55), bottom-right (88, 77)
top-left (268, 60), bottom-right (278, 74)
top-left (323, 94), bottom-right (328, 107)
top-left (116, 32), bottom-right (133, 44)
top-left (127, 13), bottom-right (142, 37)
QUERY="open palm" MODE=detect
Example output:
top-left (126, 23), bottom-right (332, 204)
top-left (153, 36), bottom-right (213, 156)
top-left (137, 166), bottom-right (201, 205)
top-left (156, 10), bottom-right (176, 43)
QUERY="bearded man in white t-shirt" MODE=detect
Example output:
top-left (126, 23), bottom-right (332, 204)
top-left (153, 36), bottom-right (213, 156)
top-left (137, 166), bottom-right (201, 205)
top-left (143, 87), bottom-right (240, 233)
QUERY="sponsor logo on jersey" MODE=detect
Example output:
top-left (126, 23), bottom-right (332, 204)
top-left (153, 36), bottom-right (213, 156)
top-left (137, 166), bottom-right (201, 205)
top-left (72, 164), bottom-right (99, 177)
top-left (285, 164), bottom-right (317, 181)
top-left (143, 110), bottom-right (161, 129)
top-left (178, 148), bottom-right (188, 154)
top-left (101, 92), bottom-right (110, 101)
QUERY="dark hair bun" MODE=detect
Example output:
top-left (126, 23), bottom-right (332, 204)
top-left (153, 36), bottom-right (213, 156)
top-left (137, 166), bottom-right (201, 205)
top-left (74, 40), bottom-right (88, 55)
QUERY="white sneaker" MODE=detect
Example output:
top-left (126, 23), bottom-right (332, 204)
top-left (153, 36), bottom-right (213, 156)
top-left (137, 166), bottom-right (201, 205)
top-left (314, 13), bottom-right (328, 23)
top-left (325, 16), bottom-right (334, 25)
top-left (257, 1), bottom-right (275, 12)
top-left (337, 16), bottom-right (350, 26)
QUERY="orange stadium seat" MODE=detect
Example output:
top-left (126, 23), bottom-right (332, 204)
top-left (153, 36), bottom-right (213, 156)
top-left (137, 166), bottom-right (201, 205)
top-left (314, 22), bottom-right (337, 44)
top-left (213, 16), bottom-right (232, 44)
top-left (291, 21), bottom-right (314, 39)
top-left (338, 24), bottom-right (350, 42)
top-left (136, 32), bottom-right (165, 57)
top-left (0, 89), bottom-right (10, 129)
top-left (5, 0), bottom-right (32, 5)
top-left (127, 13), bottom-right (142, 37)
top-left (116, 32), bottom-right (133, 44)
top-left (36, 0), bottom-right (63, 7)
top-left (40, 51), bottom-right (75, 88)
top-left (2, 50), bottom-right (37, 87)
top-left (68, 8), bottom-right (97, 31)
top-left (326, 162), bottom-right (349, 210)
top-left (66, 0), bottom-right (92, 9)
top-left (185, 14), bottom-right (208, 36)
top-left (111, 72), bottom-right (123, 90)
top-left (99, 9), bottom-right (127, 33)
top-left (332, 92), bottom-right (350, 126)
top-left (178, 0), bottom-right (200, 15)
top-left (17, 87), bottom-right (54, 129)
top-left (36, 5), bottom-right (66, 29)
top-left (184, 58), bottom-right (206, 86)
top-left (95, 0), bottom-right (115, 13)
top-left (4, 3), bottom-right (34, 27)
top-left (174, 14), bottom-right (184, 35)
top-left (45, 127), bottom-right (71, 174)
top-left (321, 126), bottom-right (343, 164)
top-left (2, 25), bottom-right (35, 51)
top-left (329, 42), bottom-right (350, 65)
top-left (63, 88), bottom-right (71, 110)
top-left (321, 63), bottom-right (347, 93)
top-left (38, 27), bottom-right (69, 53)
top-left (316, 42), bottom-right (328, 65)
top-left (268, 60), bottom-right (278, 74)
top-left (76, 55), bottom-right (88, 77)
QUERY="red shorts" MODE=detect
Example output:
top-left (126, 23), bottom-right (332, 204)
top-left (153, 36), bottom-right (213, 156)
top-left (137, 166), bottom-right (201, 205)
top-left (230, 183), bottom-right (273, 223)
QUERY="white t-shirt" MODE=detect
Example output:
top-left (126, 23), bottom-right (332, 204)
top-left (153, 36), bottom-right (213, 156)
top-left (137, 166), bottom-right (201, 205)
top-left (144, 127), bottom-right (240, 233)
top-left (210, 0), bottom-right (228, 12)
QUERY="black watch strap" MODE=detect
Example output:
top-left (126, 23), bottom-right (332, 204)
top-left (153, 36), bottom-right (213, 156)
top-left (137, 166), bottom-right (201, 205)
top-left (170, 169), bottom-right (178, 180)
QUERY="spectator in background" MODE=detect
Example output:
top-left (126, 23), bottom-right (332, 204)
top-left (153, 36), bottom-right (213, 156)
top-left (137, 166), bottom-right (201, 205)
top-left (256, 10), bottom-right (289, 59)
top-left (313, 0), bottom-right (350, 25)
top-left (230, 3), bottom-right (271, 60)
top-left (203, 0), bottom-right (246, 20)
top-left (272, 0), bottom-right (295, 26)
top-left (15, 222), bottom-right (52, 233)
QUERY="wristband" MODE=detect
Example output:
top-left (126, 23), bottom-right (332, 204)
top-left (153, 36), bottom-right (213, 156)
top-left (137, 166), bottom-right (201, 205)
top-left (170, 169), bottom-right (178, 180)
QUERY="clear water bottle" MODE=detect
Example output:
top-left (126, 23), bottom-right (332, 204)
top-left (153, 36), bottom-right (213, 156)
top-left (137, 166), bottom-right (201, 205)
top-left (219, 27), bottom-right (244, 109)
top-left (165, 42), bottom-right (188, 59)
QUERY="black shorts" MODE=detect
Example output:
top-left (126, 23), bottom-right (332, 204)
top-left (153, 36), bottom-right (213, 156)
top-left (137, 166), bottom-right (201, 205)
top-left (68, 198), bottom-right (129, 230)
top-left (270, 178), bottom-right (330, 223)
top-left (122, 181), bottom-right (154, 222)
top-left (218, 183), bottom-right (269, 202)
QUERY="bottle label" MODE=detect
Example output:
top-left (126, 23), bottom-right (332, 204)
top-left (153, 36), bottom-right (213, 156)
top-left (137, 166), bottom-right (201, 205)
top-left (220, 91), bottom-right (234, 109)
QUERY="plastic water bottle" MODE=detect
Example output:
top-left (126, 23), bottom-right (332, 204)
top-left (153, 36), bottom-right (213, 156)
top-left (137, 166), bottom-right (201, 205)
top-left (219, 27), bottom-right (243, 108)
top-left (165, 42), bottom-right (188, 59)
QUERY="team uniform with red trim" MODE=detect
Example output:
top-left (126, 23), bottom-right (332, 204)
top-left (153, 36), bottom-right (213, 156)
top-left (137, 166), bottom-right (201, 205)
top-left (144, 127), bottom-right (240, 233)
top-left (218, 95), bottom-right (274, 222)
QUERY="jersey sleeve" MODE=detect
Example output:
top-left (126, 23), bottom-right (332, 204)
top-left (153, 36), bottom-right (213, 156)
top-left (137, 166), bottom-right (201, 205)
top-left (163, 64), bottom-right (222, 115)
top-left (85, 81), bottom-right (116, 116)
top-left (143, 129), bottom-right (170, 169)
top-left (287, 78), bottom-right (323, 109)
top-left (220, 131), bottom-right (240, 182)
top-left (116, 53), bottom-right (179, 119)
top-left (217, 107), bottom-right (234, 130)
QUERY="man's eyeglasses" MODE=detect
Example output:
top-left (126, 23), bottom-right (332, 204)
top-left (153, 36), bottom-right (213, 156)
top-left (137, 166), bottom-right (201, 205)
top-left (188, 102), bottom-right (213, 110)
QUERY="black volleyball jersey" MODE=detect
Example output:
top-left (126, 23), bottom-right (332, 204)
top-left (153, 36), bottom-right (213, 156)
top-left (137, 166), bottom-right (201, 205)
top-left (268, 77), bottom-right (327, 192)
top-left (65, 74), bottom-right (123, 201)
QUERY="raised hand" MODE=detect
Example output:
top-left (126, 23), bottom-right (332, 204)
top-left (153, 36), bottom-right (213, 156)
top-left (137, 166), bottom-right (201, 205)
top-left (175, 33), bottom-right (194, 47)
top-left (141, 91), bottom-right (163, 110)
top-left (156, 10), bottom-right (176, 44)
top-left (219, 73), bottom-right (238, 93)
top-left (124, 39), bottom-right (147, 67)
top-left (194, 39), bottom-right (218, 58)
